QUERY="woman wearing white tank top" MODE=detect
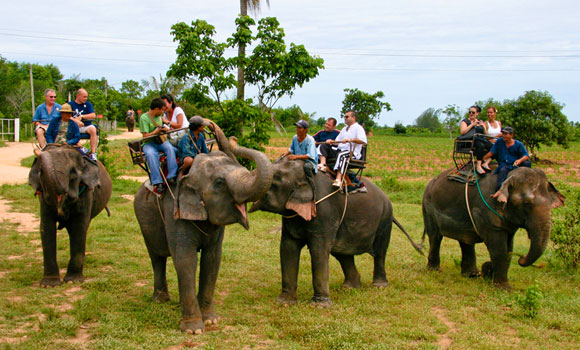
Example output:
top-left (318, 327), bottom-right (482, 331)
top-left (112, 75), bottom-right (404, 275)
top-left (483, 106), bottom-right (502, 170)
top-left (161, 94), bottom-right (189, 144)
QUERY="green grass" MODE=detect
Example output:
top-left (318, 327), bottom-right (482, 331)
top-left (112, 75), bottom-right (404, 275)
top-left (0, 135), bottom-right (579, 349)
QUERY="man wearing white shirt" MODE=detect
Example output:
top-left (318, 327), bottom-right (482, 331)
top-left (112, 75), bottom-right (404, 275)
top-left (318, 110), bottom-right (367, 187)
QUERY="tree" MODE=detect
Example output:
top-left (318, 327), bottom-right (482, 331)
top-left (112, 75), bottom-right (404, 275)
top-left (341, 88), bottom-right (391, 131)
top-left (415, 107), bottom-right (441, 132)
top-left (441, 104), bottom-right (462, 139)
top-left (237, 0), bottom-right (270, 100)
top-left (501, 90), bottom-right (570, 158)
top-left (5, 80), bottom-right (31, 120)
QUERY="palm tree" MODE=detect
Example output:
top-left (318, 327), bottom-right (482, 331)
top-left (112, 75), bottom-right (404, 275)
top-left (237, 0), bottom-right (270, 100)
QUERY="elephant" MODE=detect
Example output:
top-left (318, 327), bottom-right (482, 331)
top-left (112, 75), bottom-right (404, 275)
top-left (134, 122), bottom-right (273, 334)
top-left (125, 115), bottom-right (135, 132)
top-left (28, 144), bottom-right (112, 287)
top-left (422, 167), bottom-right (565, 289)
top-left (249, 157), bottom-right (423, 306)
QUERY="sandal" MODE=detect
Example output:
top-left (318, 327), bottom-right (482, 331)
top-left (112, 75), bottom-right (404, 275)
top-left (318, 164), bottom-right (327, 172)
top-left (332, 179), bottom-right (342, 187)
top-left (482, 165), bottom-right (492, 172)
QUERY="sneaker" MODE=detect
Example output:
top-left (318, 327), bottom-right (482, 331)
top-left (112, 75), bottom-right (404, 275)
top-left (332, 179), bottom-right (342, 187)
top-left (154, 183), bottom-right (166, 194)
top-left (318, 164), bottom-right (327, 172)
top-left (89, 153), bottom-right (97, 161)
top-left (166, 177), bottom-right (176, 186)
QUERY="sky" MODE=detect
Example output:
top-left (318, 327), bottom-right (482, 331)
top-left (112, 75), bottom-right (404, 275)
top-left (1, 0), bottom-right (579, 126)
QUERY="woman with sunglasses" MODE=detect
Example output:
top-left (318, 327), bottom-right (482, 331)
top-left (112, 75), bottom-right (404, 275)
top-left (459, 105), bottom-right (490, 176)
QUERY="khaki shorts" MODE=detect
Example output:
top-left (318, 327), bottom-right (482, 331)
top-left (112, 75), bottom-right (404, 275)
top-left (35, 124), bottom-right (48, 133)
top-left (79, 125), bottom-right (97, 133)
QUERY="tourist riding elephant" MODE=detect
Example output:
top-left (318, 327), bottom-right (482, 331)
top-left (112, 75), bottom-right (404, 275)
top-left (125, 115), bottom-right (135, 132)
top-left (28, 144), bottom-right (112, 287)
top-left (134, 121), bottom-right (272, 334)
top-left (422, 167), bottom-right (565, 289)
top-left (249, 157), bottom-right (423, 306)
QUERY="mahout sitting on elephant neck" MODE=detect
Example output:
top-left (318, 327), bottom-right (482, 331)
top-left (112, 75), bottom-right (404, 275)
top-left (28, 143), bottom-right (112, 287)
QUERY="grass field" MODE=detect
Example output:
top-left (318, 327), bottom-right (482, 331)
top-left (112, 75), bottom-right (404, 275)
top-left (1, 133), bottom-right (579, 349)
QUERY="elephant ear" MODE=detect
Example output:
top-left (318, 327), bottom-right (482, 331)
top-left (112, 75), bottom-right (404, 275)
top-left (81, 157), bottom-right (101, 190)
top-left (173, 175), bottom-right (208, 221)
top-left (494, 174), bottom-right (513, 205)
top-left (286, 182), bottom-right (316, 221)
top-left (28, 158), bottom-right (41, 193)
top-left (548, 182), bottom-right (565, 209)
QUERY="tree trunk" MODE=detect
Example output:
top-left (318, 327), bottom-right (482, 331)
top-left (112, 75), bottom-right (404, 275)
top-left (237, 0), bottom-right (247, 101)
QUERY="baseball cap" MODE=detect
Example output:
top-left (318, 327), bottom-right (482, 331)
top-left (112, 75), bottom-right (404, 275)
top-left (501, 126), bottom-right (514, 134)
top-left (294, 120), bottom-right (309, 129)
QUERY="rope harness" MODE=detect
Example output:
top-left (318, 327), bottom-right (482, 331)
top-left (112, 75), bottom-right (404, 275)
top-left (154, 192), bottom-right (209, 236)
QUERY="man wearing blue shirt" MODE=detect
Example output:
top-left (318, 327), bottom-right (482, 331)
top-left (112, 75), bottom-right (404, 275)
top-left (32, 89), bottom-right (61, 148)
top-left (483, 126), bottom-right (531, 198)
top-left (313, 118), bottom-right (340, 143)
top-left (282, 120), bottom-right (318, 176)
top-left (68, 89), bottom-right (98, 161)
top-left (178, 116), bottom-right (210, 174)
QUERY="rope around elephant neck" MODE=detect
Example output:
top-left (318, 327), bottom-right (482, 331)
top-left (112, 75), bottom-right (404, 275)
top-left (465, 157), bottom-right (481, 236)
top-left (154, 193), bottom-right (209, 236)
top-left (281, 187), bottom-right (345, 220)
top-left (474, 169), bottom-right (505, 221)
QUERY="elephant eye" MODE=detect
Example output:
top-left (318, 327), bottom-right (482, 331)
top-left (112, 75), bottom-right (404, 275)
top-left (214, 177), bottom-right (225, 188)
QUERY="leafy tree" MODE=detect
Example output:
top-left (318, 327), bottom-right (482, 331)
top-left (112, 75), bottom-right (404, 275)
top-left (394, 122), bottom-right (406, 134)
top-left (500, 90), bottom-right (570, 158)
top-left (141, 74), bottom-right (184, 97)
top-left (5, 80), bottom-right (31, 120)
top-left (341, 88), bottom-right (391, 131)
top-left (415, 107), bottom-right (441, 132)
top-left (441, 104), bottom-right (462, 139)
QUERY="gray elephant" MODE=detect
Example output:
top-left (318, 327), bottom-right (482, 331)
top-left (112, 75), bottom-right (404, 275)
top-left (28, 144), bottom-right (112, 287)
top-left (422, 167), bottom-right (565, 289)
top-left (134, 123), bottom-right (273, 334)
top-left (249, 157), bottom-right (423, 306)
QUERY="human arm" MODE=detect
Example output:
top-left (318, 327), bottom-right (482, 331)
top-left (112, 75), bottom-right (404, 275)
top-left (32, 106), bottom-right (42, 125)
top-left (66, 121), bottom-right (81, 145)
top-left (45, 118), bottom-right (59, 144)
top-left (513, 142), bottom-right (530, 166)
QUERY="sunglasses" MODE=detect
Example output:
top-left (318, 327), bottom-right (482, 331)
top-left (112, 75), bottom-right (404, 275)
top-left (48, 96), bottom-right (56, 98)
top-left (468, 111), bottom-right (476, 115)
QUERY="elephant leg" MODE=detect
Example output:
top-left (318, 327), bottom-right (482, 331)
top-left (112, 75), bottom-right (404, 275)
top-left (427, 231), bottom-right (444, 271)
top-left (150, 254), bottom-right (170, 302)
top-left (173, 242), bottom-right (204, 334)
top-left (197, 231), bottom-right (224, 326)
top-left (63, 218), bottom-right (89, 283)
top-left (278, 229), bottom-right (304, 305)
top-left (39, 205), bottom-right (61, 287)
top-left (308, 236), bottom-right (332, 306)
top-left (371, 222), bottom-right (392, 287)
top-left (332, 253), bottom-right (361, 289)
top-left (484, 237), bottom-right (511, 289)
top-left (459, 242), bottom-right (480, 277)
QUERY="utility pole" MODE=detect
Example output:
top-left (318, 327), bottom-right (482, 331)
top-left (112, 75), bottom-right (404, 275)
top-left (29, 64), bottom-right (35, 114)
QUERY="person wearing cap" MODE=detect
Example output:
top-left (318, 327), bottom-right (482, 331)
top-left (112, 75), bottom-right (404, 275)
top-left (178, 115), bottom-right (210, 174)
top-left (281, 119), bottom-right (318, 176)
top-left (483, 126), bottom-right (531, 196)
top-left (319, 110), bottom-right (367, 188)
top-left (140, 97), bottom-right (178, 194)
top-left (68, 88), bottom-right (98, 161)
top-left (45, 103), bottom-right (81, 147)
top-left (32, 88), bottom-right (61, 148)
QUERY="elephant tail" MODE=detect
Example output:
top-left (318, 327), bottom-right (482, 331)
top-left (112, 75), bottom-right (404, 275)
top-left (393, 217), bottom-right (424, 256)
top-left (105, 206), bottom-right (111, 217)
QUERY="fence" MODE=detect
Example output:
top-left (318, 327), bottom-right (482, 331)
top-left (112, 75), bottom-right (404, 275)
top-left (0, 118), bottom-right (20, 142)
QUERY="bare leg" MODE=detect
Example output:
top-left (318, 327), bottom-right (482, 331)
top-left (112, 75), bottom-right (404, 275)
top-left (36, 128), bottom-right (47, 148)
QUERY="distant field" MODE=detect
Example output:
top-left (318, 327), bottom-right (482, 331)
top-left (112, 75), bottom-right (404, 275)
top-left (1, 133), bottom-right (579, 349)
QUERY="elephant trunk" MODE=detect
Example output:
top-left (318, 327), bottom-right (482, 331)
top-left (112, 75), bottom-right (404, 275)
top-left (207, 119), bottom-right (238, 164)
top-left (518, 216), bottom-right (551, 267)
top-left (228, 139), bottom-right (273, 203)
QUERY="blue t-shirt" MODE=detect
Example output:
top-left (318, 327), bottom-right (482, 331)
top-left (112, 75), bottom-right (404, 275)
top-left (313, 129), bottom-right (340, 143)
top-left (68, 100), bottom-right (95, 126)
top-left (32, 103), bottom-right (62, 125)
top-left (290, 134), bottom-right (318, 171)
top-left (490, 138), bottom-right (529, 167)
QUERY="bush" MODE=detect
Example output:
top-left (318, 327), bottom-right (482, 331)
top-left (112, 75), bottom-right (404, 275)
top-left (551, 187), bottom-right (580, 268)
top-left (516, 284), bottom-right (543, 319)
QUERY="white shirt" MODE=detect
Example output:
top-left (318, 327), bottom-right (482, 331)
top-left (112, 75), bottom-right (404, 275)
top-left (335, 122), bottom-right (367, 159)
top-left (167, 107), bottom-right (189, 129)
top-left (486, 120), bottom-right (502, 137)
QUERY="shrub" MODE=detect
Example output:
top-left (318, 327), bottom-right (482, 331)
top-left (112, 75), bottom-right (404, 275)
top-left (551, 187), bottom-right (580, 268)
top-left (516, 284), bottom-right (543, 319)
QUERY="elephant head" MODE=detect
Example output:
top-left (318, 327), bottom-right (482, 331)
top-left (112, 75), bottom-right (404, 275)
top-left (249, 157), bottom-right (317, 221)
top-left (494, 167), bottom-right (565, 267)
top-left (173, 121), bottom-right (273, 229)
top-left (29, 144), bottom-right (101, 216)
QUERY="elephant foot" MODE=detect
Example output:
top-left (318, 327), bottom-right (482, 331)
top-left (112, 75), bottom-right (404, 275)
top-left (372, 280), bottom-right (389, 288)
top-left (427, 264), bottom-right (442, 272)
top-left (153, 290), bottom-right (170, 303)
top-left (180, 317), bottom-right (204, 334)
top-left (493, 281), bottom-right (512, 290)
top-left (40, 275), bottom-right (62, 288)
top-left (481, 262), bottom-right (494, 280)
top-left (311, 296), bottom-right (332, 308)
top-left (461, 270), bottom-right (481, 278)
top-left (201, 308), bottom-right (219, 326)
top-left (63, 273), bottom-right (85, 284)
top-left (342, 279), bottom-right (361, 289)
top-left (277, 293), bottom-right (297, 306)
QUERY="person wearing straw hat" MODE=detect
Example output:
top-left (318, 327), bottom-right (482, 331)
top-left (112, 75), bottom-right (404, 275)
top-left (45, 103), bottom-right (81, 147)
